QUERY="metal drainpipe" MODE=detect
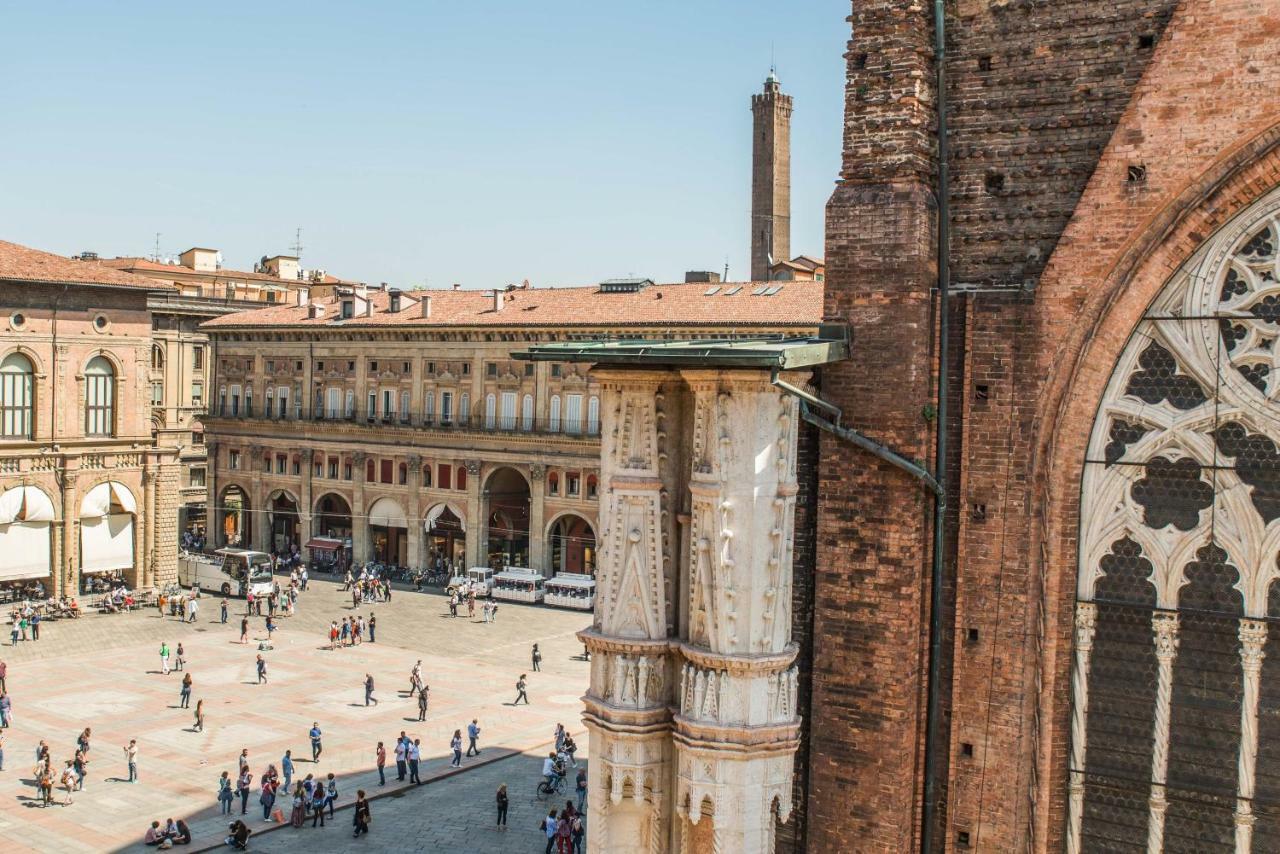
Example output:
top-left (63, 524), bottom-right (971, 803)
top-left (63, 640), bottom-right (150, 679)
top-left (922, 0), bottom-right (952, 848)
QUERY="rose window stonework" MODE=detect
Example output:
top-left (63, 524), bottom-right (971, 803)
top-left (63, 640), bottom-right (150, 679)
top-left (1071, 189), bottom-right (1280, 853)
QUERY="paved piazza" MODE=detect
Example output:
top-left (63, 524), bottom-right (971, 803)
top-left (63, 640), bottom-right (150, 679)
top-left (0, 578), bottom-right (591, 852)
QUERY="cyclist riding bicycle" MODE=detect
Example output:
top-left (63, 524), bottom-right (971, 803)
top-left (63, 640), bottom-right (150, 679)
top-left (542, 751), bottom-right (565, 790)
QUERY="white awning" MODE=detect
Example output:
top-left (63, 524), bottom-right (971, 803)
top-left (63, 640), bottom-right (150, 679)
top-left (80, 481), bottom-right (137, 519)
top-left (0, 485), bottom-right (55, 524)
top-left (424, 502), bottom-right (465, 533)
top-left (81, 513), bottom-right (135, 573)
top-left (0, 522), bottom-right (52, 580)
top-left (367, 497), bottom-right (407, 528)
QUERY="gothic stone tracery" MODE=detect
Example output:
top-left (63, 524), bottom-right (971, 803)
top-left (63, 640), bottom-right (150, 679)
top-left (1071, 187), bottom-right (1280, 853)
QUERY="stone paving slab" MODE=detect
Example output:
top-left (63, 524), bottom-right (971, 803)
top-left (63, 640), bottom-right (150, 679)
top-left (0, 579), bottom-right (591, 852)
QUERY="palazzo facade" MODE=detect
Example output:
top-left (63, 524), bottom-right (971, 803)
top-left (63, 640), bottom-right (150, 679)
top-left (0, 241), bottom-right (178, 595)
top-left (200, 280), bottom-right (821, 577)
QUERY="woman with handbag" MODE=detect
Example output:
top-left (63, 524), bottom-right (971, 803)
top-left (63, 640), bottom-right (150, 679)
top-left (217, 771), bottom-right (233, 814)
top-left (289, 782), bottom-right (306, 827)
top-left (352, 789), bottom-right (371, 837)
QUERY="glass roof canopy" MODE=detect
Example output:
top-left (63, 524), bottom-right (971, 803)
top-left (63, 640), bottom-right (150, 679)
top-left (513, 323), bottom-right (850, 370)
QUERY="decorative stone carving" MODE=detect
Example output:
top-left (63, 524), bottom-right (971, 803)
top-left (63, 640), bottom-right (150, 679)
top-left (528, 463), bottom-right (545, 481)
top-left (1146, 610), bottom-right (1179, 853)
top-left (1236, 618), bottom-right (1267, 853)
top-left (464, 459), bottom-right (481, 476)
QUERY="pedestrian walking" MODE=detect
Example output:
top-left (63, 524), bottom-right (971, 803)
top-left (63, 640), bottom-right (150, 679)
top-left (30, 612), bottom-right (40, 641)
top-left (238, 749), bottom-right (250, 774)
top-left (408, 660), bottom-right (422, 697)
top-left (239, 617), bottom-right (249, 644)
top-left (450, 729), bottom-right (463, 767)
top-left (159, 643), bottom-right (170, 675)
top-left (180, 673), bottom-right (192, 708)
top-left (364, 673), bottom-right (378, 706)
top-left (174, 643), bottom-right (185, 672)
top-left (575, 768), bottom-right (587, 812)
top-left (220, 599), bottom-right (228, 624)
top-left (352, 789), bottom-right (371, 837)
top-left (0, 658), bottom-right (7, 692)
top-left (0, 731), bottom-right (5, 771)
top-left (322, 772), bottom-right (338, 817)
top-left (467, 719), bottom-right (481, 756)
top-left (467, 594), bottom-right (475, 619)
top-left (368, 614), bottom-right (376, 642)
top-left (310, 723), bottom-right (323, 761)
top-left (122, 739), bottom-right (138, 783)
top-left (218, 771), bottom-right (234, 814)
top-left (259, 777), bottom-right (277, 821)
top-left (0, 692), bottom-right (8, 728)
top-left (194, 699), bottom-right (205, 732)
top-left (542, 810), bottom-right (559, 854)
top-left (496, 783), bottom-right (508, 829)
top-left (418, 685), bottom-right (429, 720)
top-left (281, 750), bottom-right (293, 792)
top-left (375, 742), bottom-right (386, 786)
top-left (408, 738), bottom-right (422, 784)
top-left (532, 643), bottom-right (542, 672)
top-left (265, 615), bottom-right (276, 640)
top-left (73, 750), bottom-right (86, 790)
top-left (256, 655), bottom-right (268, 684)
top-left (187, 597), bottom-right (199, 623)
top-left (8, 621), bottom-right (16, 646)
top-left (556, 808), bottom-right (574, 854)
top-left (514, 674), bottom-right (529, 705)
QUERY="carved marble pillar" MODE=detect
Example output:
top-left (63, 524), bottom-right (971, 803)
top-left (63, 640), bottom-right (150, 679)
top-left (528, 463), bottom-right (546, 574)
top-left (1065, 601), bottom-right (1097, 854)
top-left (1147, 610), bottom-right (1180, 853)
top-left (1236, 619), bottom-right (1267, 852)
top-left (581, 369), bottom-right (676, 854)
top-left (672, 369), bottom-right (802, 854)
top-left (352, 452), bottom-right (368, 564)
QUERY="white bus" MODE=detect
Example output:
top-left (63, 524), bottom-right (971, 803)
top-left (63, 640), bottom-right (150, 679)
top-left (178, 549), bottom-right (276, 598)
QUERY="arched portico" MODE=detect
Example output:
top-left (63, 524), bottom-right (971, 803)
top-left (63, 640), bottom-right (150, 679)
top-left (367, 496), bottom-right (408, 565)
top-left (484, 466), bottom-right (530, 569)
top-left (219, 483), bottom-right (250, 548)
top-left (268, 489), bottom-right (300, 554)
top-left (425, 502), bottom-right (466, 571)
top-left (545, 511), bottom-right (597, 576)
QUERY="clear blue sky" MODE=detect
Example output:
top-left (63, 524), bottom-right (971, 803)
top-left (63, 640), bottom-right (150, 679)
top-left (0, 1), bottom-right (847, 288)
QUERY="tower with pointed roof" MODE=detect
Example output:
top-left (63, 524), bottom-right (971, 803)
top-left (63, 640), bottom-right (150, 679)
top-left (751, 71), bottom-right (792, 282)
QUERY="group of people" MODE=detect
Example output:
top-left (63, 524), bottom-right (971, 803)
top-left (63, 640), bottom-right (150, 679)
top-left (343, 567), bottom-right (392, 607)
top-left (143, 817), bottom-right (193, 847)
top-left (326, 613), bottom-right (376, 649)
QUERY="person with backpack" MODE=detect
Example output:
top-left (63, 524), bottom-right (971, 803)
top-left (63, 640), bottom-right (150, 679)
top-left (540, 809), bottom-right (558, 854)
top-left (556, 807), bottom-right (574, 854)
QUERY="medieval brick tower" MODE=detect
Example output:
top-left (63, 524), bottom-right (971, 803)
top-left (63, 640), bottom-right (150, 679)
top-left (750, 72), bottom-right (792, 282)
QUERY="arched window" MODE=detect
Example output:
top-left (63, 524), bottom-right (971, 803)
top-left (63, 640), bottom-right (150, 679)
top-left (424, 388), bottom-right (436, 424)
top-left (522, 394), bottom-right (534, 431)
top-left (423, 464), bottom-right (433, 488)
top-left (459, 392), bottom-right (470, 425)
top-left (485, 393), bottom-right (496, 429)
top-left (365, 458), bottom-right (376, 482)
top-left (548, 471), bottom-right (560, 496)
top-left (344, 389), bottom-right (355, 418)
top-left (0, 353), bottom-right (34, 439)
top-left (264, 388), bottom-right (275, 418)
top-left (401, 390), bottom-right (411, 423)
top-left (549, 395), bottom-right (561, 432)
top-left (587, 395), bottom-right (600, 435)
top-left (84, 356), bottom-right (115, 436)
top-left (150, 344), bottom-right (164, 370)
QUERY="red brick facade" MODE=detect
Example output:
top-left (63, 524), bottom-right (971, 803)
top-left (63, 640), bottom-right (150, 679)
top-left (807, 1), bottom-right (1280, 851)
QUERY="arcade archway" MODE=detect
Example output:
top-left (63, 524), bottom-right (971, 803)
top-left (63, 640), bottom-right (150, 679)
top-left (219, 484), bottom-right (249, 548)
top-left (425, 503), bottom-right (466, 571)
top-left (268, 490), bottom-right (300, 554)
top-left (485, 466), bottom-right (530, 569)
top-left (547, 513), bottom-right (596, 576)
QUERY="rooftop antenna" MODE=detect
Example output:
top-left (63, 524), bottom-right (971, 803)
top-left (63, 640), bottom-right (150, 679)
top-left (151, 232), bottom-right (162, 262)
top-left (290, 227), bottom-right (304, 261)
top-left (723, 257), bottom-right (730, 282)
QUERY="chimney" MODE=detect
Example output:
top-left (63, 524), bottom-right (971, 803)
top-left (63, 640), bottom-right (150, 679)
top-left (295, 288), bottom-right (308, 307)
top-left (421, 295), bottom-right (433, 319)
top-left (452, 282), bottom-right (461, 290)
top-left (493, 289), bottom-right (504, 312)
top-left (307, 302), bottom-right (325, 319)
top-left (389, 289), bottom-right (402, 313)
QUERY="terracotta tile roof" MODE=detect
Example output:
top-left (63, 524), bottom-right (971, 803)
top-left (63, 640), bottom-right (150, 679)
top-left (101, 256), bottom-right (334, 286)
top-left (0, 241), bottom-right (168, 290)
top-left (203, 281), bottom-right (823, 330)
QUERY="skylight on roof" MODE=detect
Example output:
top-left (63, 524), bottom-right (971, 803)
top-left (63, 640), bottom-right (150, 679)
top-left (723, 286), bottom-right (742, 295)
top-left (751, 285), bottom-right (769, 296)
top-left (764, 285), bottom-right (784, 296)
top-left (704, 286), bottom-right (721, 296)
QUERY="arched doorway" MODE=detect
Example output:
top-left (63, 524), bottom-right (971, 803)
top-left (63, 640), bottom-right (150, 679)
top-left (268, 491), bottom-right (299, 554)
top-left (220, 484), bottom-right (249, 548)
top-left (1068, 191), bottom-right (1280, 849)
top-left (368, 496), bottom-right (408, 565)
top-left (485, 466), bottom-right (530, 569)
top-left (547, 513), bottom-right (597, 576)
top-left (425, 503), bottom-right (466, 571)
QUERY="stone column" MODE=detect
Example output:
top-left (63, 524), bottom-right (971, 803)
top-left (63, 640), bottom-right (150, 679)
top-left (464, 460), bottom-right (482, 568)
top-left (1146, 610), bottom-right (1180, 852)
top-left (406, 455), bottom-right (423, 569)
top-left (248, 445), bottom-right (266, 551)
top-left (1065, 602), bottom-right (1097, 854)
top-left (142, 462), bottom-right (156, 589)
top-left (352, 452), bottom-right (368, 564)
top-left (581, 369), bottom-right (677, 854)
top-left (58, 460), bottom-right (78, 600)
top-left (299, 450), bottom-right (314, 548)
top-left (206, 442), bottom-right (219, 547)
top-left (672, 369), bottom-right (802, 853)
top-left (1236, 619), bottom-right (1267, 851)
top-left (529, 463), bottom-right (546, 573)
